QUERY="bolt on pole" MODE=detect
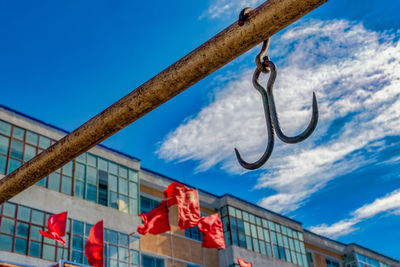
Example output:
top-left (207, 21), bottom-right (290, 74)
top-left (0, 0), bottom-right (329, 203)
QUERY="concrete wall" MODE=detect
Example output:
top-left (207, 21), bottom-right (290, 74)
top-left (0, 251), bottom-right (52, 267)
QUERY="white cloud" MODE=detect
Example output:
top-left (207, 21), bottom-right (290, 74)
top-left (158, 20), bottom-right (400, 213)
top-left (310, 189), bottom-right (400, 238)
top-left (200, 0), bottom-right (263, 20)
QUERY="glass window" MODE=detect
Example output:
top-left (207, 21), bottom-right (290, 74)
top-left (12, 127), bottom-right (25, 140)
top-left (61, 176), bottom-right (72, 195)
top-left (43, 244), bottom-right (56, 260)
top-left (249, 214), bottom-right (255, 224)
top-left (0, 135), bottom-right (9, 155)
top-left (242, 211), bottom-right (249, 221)
top-left (129, 198), bottom-right (137, 215)
top-left (0, 120), bottom-right (11, 136)
top-left (98, 158), bottom-right (108, 171)
top-left (87, 154), bottom-right (97, 167)
top-left (10, 140), bottom-right (24, 159)
top-left (109, 244), bottom-right (118, 259)
top-left (30, 226), bottom-right (43, 241)
top-left (72, 250), bottom-right (83, 263)
top-left (0, 217), bottom-right (15, 234)
top-left (243, 222), bottom-right (250, 236)
top-left (76, 153), bottom-right (86, 164)
top-left (119, 195), bottom-right (129, 213)
top-left (74, 180), bottom-right (85, 198)
top-left (129, 182), bottom-right (137, 198)
top-left (29, 241), bottom-right (42, 257)
top-left (48, 172), bottom-right (61, 191)
top-left (109, 174), bottom-right (118, 192)
top-left (142, 255), bottom-right (164, 267)
top-left (0, 155), bottom-right (7, 174)
top-left (0, 234), bottom-right (13, 251)
top-left (63, 162), bottom-right (73, 176)
top-left (110, 192), bottom-right (118, 209)
top-left (73, 220), bottom-right (84, 235)
top-left (39, 136), bottom-right (51, 149)
top-left (72, 235), bottom-right (83, 250)
top-left (87, 184), bottom-right (97, 202)
top-left (3, 202), bottom-right (16, 217)
top-left (8, 158), bottom-right (21, 173)
top-left (119, 166), bottom-right (128, 178)
top-left (109, 162), bottom-right (118, 175)
top-left (269, 221), bottom-right (275, 231)
top-left (119, 178), bottom-right (128, 195)
top-left (16, 222), bottom-right (29, 238)
top-left (14, 238), bottom-right (28, 254)
top-left (24, 144), bottom-right (36, 161)
top-left (128, 170), bottom-right (138, 182)
top-left (17, 206), bottom-right (30, 221)
top-left (75, 162), bottom-right (86, 179)
top-left (87, 166), bottom-right (97, 184)
top-left (108, 230), bottom-right (118, 244)
top-left (26, 131), bottom-right (38, 145)
top-left (36, 177), bottom-right (47, 187)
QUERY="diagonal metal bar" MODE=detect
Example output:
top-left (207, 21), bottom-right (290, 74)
top-left (0, 0), bottom-right (329, 203)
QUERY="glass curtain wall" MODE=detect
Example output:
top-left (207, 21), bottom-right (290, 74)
top-left (220, 205), bottom-right (308, 267)
top-left (0, 120), bottom-right (139, 215)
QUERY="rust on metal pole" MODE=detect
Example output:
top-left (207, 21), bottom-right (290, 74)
top-left (0, 0), bottom-right (329, 203)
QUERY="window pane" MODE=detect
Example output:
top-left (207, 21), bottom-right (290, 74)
top-left (129, 198), bottom-right (137, 215)
top-left (87, 154), bottom-right (97, 167)
top-left (24, 144), bottom-right (36, 161)
top-left (74, 180), bottom-right (85, 198)
top-left (76, 153), bottom-right (86, 164)
top-left (87, 166), bottom-right (97, 184)
top-left (29, 241), bottom-right (41, 257)
top-left (3, 202), bottom-right (16, 217)
top-left (36, 177), bottom-right (47, 187)
top-left (12, 127), bottom-right (24, 140)
top-left (71, 250), bottom-right (83, 263)
top-left (109, 244), bottom-right (118, 259)
top-left (72, 235), bottom-right (83, 250)
top-left (8, 158), bottom-right (21, 173)
top-left (109, 191), bottom-right (118, 209)
top-left (98, 158), bottom-right (108, 171)
top-left (43, 244), bottom-right (56, 260)
top-left (48, 172), bottom-right (60, 191)
top-left (61, 176), bottom-right (72, 195)
top-left (119, 166), bottom-right (128, 178)
top-left (75, 162), bottom-right (86, 180)
top-left (109, 174), bottom-right (118, 192)
top-left (39, 136), bottom-right (51, 148)
top-left (73, 220), bottom-right (84, 235)
top-left (119, 178), bottom-right (128, 195)
top-left (26, 131), bottom-right (38, 145)
top-left (119, 194), bottom-right (128, 213)
top-left (109, 162), bottom-right (118, 175)
top-left (128, 170), bottom-right (138, 182)
top-left (0, 120), bottom-right (11, 136)
top-left (17, 206), bottom-right (30, 221)
top-left (87, 184), bottom-right (97, 202)
top-left (0, 135), bottom-right (9, 155)
top-left (62, 161), bottom-right (73, 176)
top-left (31, 226), bottom-right (43, 241)
top-left (16, 222), bottom-right (29, 238)
top-left (108, 230), bottom-right (118, 244)
top-left (0, 234), bottom-right (13, 251)
top-left (0, 155), bottom-right (7, 174)
top-left (129, 182), bottom-right (137, 198)
top-left (15, 238), bottom-right (28, 254)
top-left (0, 217), bottom-right (15, 234)
top-left (119, 247), bottom-right (128, 262)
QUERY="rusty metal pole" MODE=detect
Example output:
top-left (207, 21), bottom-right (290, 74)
top-left (0, 0), bottom-right (328, 203)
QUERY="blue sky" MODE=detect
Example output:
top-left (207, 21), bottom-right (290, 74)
top-left (1, 0), bottom-right (400, 259)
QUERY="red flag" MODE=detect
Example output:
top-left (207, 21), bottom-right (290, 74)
top-left (137, 200), bottom-right (171, 235)
top-left (198, 213), bottom-right (226, 249)
top-left (164, 182), bottom-right (201, 229)
top-left (85, 220), bottom-right (104, 267)
top-left (39, 211), bottom-right (67, 246)
top-left (237, 258), bottom-right (253, 267)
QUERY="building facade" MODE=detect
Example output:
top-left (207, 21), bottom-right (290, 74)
top-left (0, 105), bottom-right (398, 267)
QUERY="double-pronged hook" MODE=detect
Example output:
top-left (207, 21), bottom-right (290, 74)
top-left (234, 37), bottom-right (319, 170)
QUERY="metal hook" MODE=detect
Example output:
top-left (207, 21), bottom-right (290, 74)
top-left (265, 60), bottom-right (318, 144)
top-left (234, 66), bottom-right (275, 170)
top-left (234, 37), bottom-right (319, 170)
